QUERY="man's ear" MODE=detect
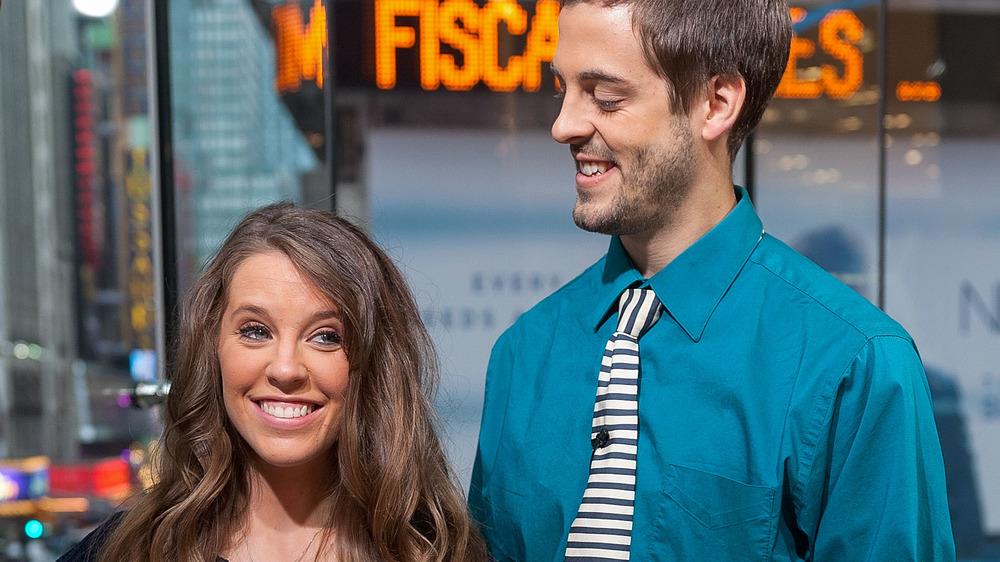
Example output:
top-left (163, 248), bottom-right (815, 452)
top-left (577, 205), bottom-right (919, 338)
top-left (700, 74), bottom-right (746, 142)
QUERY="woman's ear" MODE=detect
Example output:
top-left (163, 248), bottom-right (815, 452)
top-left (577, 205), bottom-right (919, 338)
top-left (700, 74), bottom-right (746, 142)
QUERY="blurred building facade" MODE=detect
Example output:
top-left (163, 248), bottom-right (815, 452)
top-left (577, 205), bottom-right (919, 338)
top-left (0, 0), bottom-right (84, 464)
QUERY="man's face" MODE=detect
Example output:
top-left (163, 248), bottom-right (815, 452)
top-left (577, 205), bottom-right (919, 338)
top-left (551, 2), bottom-right (698, 237)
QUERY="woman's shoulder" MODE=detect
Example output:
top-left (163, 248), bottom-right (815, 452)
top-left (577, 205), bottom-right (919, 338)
top-left (58, 511), bottom-right (229, 562)
top-left (56, 512), bottom-right (126, 562)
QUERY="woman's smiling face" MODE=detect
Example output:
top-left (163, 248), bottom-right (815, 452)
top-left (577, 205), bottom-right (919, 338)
top-left (217, 251), bottom-right (350, 471)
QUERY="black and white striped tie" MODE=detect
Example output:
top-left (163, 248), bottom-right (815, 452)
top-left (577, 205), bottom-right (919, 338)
top-left (565, 287), bottom-right (663, 561)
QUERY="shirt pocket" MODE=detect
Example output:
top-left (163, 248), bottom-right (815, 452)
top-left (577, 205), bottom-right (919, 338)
top-left (647, 463), bottom-right (778, 561)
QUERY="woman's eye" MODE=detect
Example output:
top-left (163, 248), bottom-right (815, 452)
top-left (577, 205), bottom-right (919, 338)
top-left (311, 330), bottom-right (343, 347)
top-left (237, 323), bottom-right (270, 341)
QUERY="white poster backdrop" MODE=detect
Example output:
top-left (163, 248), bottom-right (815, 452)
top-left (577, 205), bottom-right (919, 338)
top-left (367, 128), bottom-right (606, 485)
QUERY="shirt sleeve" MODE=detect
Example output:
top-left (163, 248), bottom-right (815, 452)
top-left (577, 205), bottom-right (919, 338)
top-left (795, 334), bottom-right (956, 560)
top-left (468, 329), bottom-right (515, 537)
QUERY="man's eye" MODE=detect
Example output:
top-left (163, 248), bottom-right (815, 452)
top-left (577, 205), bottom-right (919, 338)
top-left (595, 97), bottom-right (623, 111)
top-left (237, 324), bottom-right (270, 340)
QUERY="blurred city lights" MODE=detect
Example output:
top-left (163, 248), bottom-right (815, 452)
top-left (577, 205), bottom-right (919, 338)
top-left (72, 0), bottom-right (119, 18)
top-left (23, 519), bottom-right (43, 540)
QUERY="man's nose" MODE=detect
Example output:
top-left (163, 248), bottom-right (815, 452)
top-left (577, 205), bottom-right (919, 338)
top-left (551, 92), bottom-right (592, 145)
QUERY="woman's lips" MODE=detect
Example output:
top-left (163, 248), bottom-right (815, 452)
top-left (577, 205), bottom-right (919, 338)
top-left (256, 400), bottom-right (317, 419)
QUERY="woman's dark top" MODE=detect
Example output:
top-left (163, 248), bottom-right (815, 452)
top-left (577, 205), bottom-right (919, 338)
top-left (56, 512), bottom-right (227, 562)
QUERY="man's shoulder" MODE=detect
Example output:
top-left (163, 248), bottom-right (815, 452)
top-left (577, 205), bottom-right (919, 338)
top-left (749, 234), bottom-right (909, 341)
top-left (498, 255), bottom-right (606, 342)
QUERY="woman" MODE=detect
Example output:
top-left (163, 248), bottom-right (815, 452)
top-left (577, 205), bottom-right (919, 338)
top-left (61, 202), bottom-right (487, 561)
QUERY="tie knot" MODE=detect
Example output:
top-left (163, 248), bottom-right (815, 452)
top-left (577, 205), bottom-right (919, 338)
top-left (616, 287), bottom-right (663, 338)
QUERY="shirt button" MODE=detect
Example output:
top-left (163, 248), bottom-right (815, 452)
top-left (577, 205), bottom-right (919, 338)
top-left (592, 428), bottom-right (610, 449)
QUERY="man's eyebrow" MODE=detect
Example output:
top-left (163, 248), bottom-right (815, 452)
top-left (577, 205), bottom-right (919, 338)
top-left (578, 70), bottom-right (628, 84)
top-left (549, 65), bottom-right (629, 86)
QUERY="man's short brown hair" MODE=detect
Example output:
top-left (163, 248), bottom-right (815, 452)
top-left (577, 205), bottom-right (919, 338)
top-left (561, 0), bottom-right (792, 160)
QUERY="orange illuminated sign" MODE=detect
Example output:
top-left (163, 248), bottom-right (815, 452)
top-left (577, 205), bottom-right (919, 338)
top-left (776, 8), bottom-right (864, 99)
top-left (273, 1), bottom-right (938, 103)
top-left (375, 0), bottom-right (559, 92)
top-left (274, 0), bottom-right (328, 93)
top-left (896, 80), bottom-right (941, 102)
top-left (272, 0), bottom-right (557, 93)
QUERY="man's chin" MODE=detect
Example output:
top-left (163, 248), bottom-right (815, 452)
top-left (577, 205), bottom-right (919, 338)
top-left (573, 205), bottom-right (623, 235)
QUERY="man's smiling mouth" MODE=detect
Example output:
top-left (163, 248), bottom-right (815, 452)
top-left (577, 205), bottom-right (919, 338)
top-left (578, 161), bottom-right (613, 176)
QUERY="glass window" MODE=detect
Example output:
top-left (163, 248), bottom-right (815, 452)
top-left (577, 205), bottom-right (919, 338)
top-left (168, 0), bottom-right (326, 295)
top-left (755, 2), bottom-right (881, 304)
top-left (882, 4), bottom-right (1000, 558)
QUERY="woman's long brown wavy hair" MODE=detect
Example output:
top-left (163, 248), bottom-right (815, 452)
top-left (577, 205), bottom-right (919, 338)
top-left (98, 202), bottom-right (487, 562)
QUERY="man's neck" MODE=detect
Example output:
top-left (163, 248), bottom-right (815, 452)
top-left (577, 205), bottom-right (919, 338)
top-left (620, 180), bottom-right (737, 278)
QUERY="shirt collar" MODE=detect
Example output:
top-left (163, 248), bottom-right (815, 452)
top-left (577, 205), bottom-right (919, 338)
top-left (592, 186), bottom-right (764, 341)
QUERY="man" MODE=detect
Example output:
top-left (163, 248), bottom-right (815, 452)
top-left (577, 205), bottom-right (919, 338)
top-left (468, 0), bottom-right (955, 560)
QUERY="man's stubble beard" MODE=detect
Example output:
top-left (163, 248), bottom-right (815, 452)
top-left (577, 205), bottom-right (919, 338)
top-left (572, 123), bottom-right (698, 237)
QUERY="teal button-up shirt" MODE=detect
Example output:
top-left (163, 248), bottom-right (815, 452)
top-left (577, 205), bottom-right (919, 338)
top-left (470, 188), bottom-right (955, 561)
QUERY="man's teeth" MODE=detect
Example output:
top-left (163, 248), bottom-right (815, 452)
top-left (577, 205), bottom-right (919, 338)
top-left (579, 161), bottom-right (610, 176)
top-left (260, 402), bottom-right (314, 419)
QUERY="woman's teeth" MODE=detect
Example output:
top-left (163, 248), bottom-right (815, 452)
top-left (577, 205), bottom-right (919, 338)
top-left (260, 402), bottom-right (314, 419)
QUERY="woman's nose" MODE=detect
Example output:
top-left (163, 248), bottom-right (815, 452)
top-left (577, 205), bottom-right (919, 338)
top-left (265, 339), bottom-right (307, 389)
